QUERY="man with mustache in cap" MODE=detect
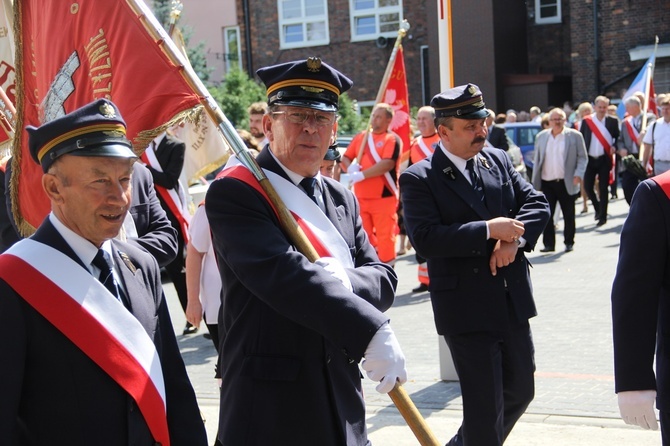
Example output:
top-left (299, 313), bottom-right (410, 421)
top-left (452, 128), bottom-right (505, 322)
top-left (0, 99), bottom-right (206, 445)
top-left (206, 57), bottom-right (406, 445)
top-left (400, 84), bottom-right (550, 446)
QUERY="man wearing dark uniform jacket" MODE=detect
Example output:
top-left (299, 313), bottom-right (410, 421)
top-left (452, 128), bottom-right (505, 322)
top-left (206, 57), bottom-right (406, 446)
top-left (0, 99), bottom-right (206, 446)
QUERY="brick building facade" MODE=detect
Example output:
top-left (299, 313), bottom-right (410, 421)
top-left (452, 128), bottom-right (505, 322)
top-left (224, 0), bottom-right (668, 115)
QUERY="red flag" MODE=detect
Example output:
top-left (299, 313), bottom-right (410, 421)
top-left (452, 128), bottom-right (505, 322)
top-left (381, 46), bottom-right (411, 163)
top-left (11, 0), bottom-right (202, 234)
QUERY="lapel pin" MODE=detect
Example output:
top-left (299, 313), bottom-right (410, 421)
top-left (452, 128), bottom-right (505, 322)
top-left (479, 156), bottom-right (491, 169)
top-left (443, 166), bottom-right (456, 180)
top-left (119, 251), bottom-right (137, 275)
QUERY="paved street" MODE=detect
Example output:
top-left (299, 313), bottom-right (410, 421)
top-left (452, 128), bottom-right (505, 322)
top-left (164, 194), bottom-right (661, 445)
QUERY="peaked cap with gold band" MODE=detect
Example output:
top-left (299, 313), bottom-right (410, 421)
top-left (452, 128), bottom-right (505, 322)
top-left (256, 57), bottom-right (353, 112)
top-left (28, 99), bottom-right (137, 173)
top-left (431, 83), bottom-right (488, 120)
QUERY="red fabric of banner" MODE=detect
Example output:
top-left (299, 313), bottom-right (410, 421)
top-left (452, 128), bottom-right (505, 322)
top-left (382, 46), bottom-right (411, 156)
top-left (12, 0), bottom-right (201, 232)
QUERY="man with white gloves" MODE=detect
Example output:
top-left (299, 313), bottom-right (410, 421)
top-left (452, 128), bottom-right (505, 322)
top-left (612, 170), bottom-right (670, 440)
top-left (206, 57), bottom-right (406, 446)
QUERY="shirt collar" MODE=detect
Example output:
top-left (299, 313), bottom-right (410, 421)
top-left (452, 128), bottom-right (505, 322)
top-left (439, 142), bottom-right (470, 176)
top-left (48, 213), bottom-right (114, 274)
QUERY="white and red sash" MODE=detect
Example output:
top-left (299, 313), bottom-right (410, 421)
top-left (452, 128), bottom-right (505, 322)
top-left (219, 156), bottom-right (354, 268)
top-left (584, 115), bottom-right (616, 184)
top-left (0, 239), bottom-right (170, 446)
top-left (583, 115), bottom-right (614, 154)
top-left (623, 117), bottom-right (640, 149)
top-left (367, 132), bottom-right (399, 198)
top-left (142, 141), bottom-right (191, 243)
top-left (416, 136), bottom-right (434, 158)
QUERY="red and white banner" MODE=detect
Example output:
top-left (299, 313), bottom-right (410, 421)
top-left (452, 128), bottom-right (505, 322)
top-left (11, 0), bottom-right (202, 234)
top-left (382, 46), bottom-right (411, 163)
top-left (169, 27), bottom-right (229, 182)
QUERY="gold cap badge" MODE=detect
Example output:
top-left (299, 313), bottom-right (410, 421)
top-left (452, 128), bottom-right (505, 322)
top-left (100, 103), bottom-right (116, 118)
top-left (306, 57), bottom-right (321, 73)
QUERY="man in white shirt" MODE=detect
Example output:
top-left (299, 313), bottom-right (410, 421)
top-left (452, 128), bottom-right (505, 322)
top-left (642, 94), bottom-right (670, 176)
top-left (532, 108), bottom-right (588, 252)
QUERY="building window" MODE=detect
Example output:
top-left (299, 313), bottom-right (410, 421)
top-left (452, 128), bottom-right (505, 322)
top-left (278, 0), bottom-right (329, 49)
top-left (223, 26), bottom-right (241, 73)
top-left (534, 0), bottom-right (561, 24)
top-left (350, 0), bottom-right (403, 41)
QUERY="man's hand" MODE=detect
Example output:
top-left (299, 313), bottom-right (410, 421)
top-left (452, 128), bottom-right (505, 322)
top-left (488, 217), bottom-right (525, 244)
top-left (315, 257), bottom-right (353, 292)
top-left (362, 322), bottom-right (407, 393)
top-left (489, 240), bottom-right (519, 276)
top-left (573, 176), bottom-right (581, 186)
top-left (618, 390), bottom-right (659, 430)
top-left (347, 161), bottom-right (361, 173)
top-left (349, 171), bottom-right (365, 184)
top-left (185, 299), bottom-right (203, 328)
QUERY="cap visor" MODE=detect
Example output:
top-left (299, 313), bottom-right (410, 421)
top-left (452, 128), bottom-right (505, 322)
top-left (457, 109), bottom-right (490, 120)
top-left (70, 144), bottom-right (138, 159)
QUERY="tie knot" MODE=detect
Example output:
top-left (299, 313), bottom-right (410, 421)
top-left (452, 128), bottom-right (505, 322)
top-left (92, 249), bottom-right (113, 273)
top-left (300, 177), bottom-right (317, 195)
top-left (466, 158), bottom-right (475, 169)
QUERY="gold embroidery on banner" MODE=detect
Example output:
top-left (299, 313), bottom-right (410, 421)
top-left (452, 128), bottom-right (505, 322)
top-left (84, 29), bottom-right (112, 99)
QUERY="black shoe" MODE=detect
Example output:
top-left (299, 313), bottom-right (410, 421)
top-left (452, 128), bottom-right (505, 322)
top-left (203, 332), bottom-right (212, 340)
top-left (565, 244), bottom-right (574, 252)
top-left (412, 283), bottom-right (429, 293)
top-left (596, 219), bottom-right (607, 227)
top-left (183, 322), bottom-right (199, 335)
top-left (540, 247), bottom-right (555, 252)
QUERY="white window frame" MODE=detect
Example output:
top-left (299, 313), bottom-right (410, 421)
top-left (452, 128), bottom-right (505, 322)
top-left (278, 0), bottom-right (330, 49)
top-left (534, 0), bottom-right (561, 25)
top-left (223, 26), bottom-right (241, 73)
top-left (349, 0), bottom-right (403, 42)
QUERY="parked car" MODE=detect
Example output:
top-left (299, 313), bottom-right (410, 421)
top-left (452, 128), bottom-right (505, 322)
top-left (504, 122), bottom-right (542, 178)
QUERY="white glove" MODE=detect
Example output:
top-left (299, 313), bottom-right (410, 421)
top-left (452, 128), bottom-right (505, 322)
top-left (362, 322), bottom-right (407, 393)
top-left (347, 161), bottom-right (361, 173)
top-left (618, 390), bottom-right (659, 430)
top-left (349, 171), bottom-right (365, 184)
top-left (315, 257), bottom-right (353, 292)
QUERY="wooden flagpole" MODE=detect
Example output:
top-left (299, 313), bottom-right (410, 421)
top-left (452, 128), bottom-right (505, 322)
top-left (126, 2), bottom-right (439, 444)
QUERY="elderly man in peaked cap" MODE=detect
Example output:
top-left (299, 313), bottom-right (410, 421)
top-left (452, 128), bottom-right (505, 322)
top-left (206, 57), bottom-right (406, 445)
top-left (0, 99), bottom-right (206, 445)
top-left (400, 84), bottom-right (550, 446)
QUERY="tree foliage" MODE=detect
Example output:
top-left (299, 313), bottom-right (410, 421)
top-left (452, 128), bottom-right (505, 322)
top-left (337, 93), bottom-right (365, 135)
top-left (209, 68), bottom-right (266, 129)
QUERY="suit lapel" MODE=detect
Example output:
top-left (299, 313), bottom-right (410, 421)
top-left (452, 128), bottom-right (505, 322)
top-left (112, 241), bottom-right (157, 338)
top-left (432, 147), bottom-right (491, 219)
top-left (477, 153), bottom-right (497, 219)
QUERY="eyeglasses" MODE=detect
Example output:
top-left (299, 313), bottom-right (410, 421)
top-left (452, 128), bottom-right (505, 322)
top-left (272, 109), bottom-right (338, 127)
top-left (550, 118), bottom-right (566, 122)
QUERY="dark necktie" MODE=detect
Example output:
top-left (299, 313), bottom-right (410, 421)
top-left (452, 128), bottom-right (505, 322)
top-left (92, 249), bottom-right (120, 301)
top-left (300, 177), bottom-right (319, 205)
top-left (466, 158), bottom-right (485, 202)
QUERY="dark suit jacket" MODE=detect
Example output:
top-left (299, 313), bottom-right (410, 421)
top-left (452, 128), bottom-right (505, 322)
top-left (580, 115), bottom-right (620, 164)
top-left (205, 147), bottom-right (397, 445)
top-left (0, 218), bottom-right (207, 445)
top-left (128, 163), bottom-right (178, 267)
top-left (399, 146), bottom-right (550, 336)
top-left (488, 124), bottom-right (509, 151)
top-left (0, 161), bottom-right (20, 252)
top-left (146, 134), bottom-right (187, 241)
top-left (612, 174), bottom-right (670, 411)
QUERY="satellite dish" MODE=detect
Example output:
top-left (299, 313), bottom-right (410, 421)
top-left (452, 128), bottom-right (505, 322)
top-left (376, 36), bottom-right (388, 48)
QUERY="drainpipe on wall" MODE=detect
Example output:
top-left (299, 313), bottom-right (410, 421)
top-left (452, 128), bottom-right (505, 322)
top-left (242, 0), bottom-right (253, 74)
